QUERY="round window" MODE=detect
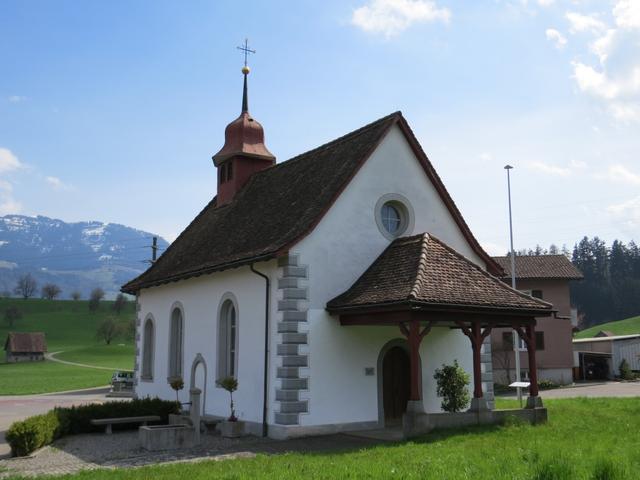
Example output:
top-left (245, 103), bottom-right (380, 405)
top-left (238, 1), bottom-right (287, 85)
top-left (381, 203), bottom-right (402, 235)
top-left (375, 195), bottom-right (414, 240)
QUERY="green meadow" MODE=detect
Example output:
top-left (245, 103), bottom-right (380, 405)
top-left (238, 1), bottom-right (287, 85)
top-left (7, 398), bottom-right (639, 479)
top-left (0, 298), bottom-right (135, 395)
top-left (575, 315), bottom-right (640, 339)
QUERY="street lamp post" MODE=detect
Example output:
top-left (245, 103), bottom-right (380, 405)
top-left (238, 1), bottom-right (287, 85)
top-left (505, 165), bottom-right (522, 405)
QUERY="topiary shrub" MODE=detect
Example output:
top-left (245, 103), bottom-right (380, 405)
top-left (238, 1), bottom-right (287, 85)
top-left (6, 397), bottom-right (179, 456)
top-left (433, 360), bottom-right (470, 413)
top-left (5, 411), bottom-right (62, 457)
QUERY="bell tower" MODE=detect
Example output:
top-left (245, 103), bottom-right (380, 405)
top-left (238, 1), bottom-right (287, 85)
top-left (212, 40), bottom-right (275, 206)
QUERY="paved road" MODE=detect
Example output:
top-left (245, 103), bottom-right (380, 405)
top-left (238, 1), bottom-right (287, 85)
top-left (540, 381), bottom-right (640, 398)
top-left (0, 387), bottom-right (111, 459)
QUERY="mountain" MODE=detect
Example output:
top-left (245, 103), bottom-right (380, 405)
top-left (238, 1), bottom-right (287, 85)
top-left (0, 215), bottom-right (169, 299)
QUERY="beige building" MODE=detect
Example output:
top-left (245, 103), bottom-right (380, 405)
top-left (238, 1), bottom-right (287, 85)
top-left (490, 256), bottom-right (583, 385)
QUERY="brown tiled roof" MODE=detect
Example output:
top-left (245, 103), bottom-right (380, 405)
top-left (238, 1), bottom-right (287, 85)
top-left (4, 332), bottom-right (47, 353)
top-left (492, 255), bottom-right (583, 280)
top-left (327, 233), bottom-right (553, 314)
top-left (123, 112), bottom-right (501, 293)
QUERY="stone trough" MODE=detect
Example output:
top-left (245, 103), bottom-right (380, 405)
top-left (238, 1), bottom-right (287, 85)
top-left (139, 388), bottom-right (202, 451)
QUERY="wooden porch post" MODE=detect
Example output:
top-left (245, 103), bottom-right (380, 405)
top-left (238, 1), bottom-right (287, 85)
top-left (456, 321), bottom-right (492, 410)
top-left (399, 319), bottom-right (433, 404)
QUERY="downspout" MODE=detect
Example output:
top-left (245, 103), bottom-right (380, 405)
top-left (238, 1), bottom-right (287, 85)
top-left (250, 263), bottom-right (270, 437)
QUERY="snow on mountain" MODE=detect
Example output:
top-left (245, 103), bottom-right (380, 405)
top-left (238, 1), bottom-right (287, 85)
top-left (0, 215), bottom-right (169, 298)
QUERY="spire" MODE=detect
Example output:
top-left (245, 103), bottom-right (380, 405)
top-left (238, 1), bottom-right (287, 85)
top-left (241, 68), bottom-right (249, 113)
top-left (212, 39), bottom-right (275, 206)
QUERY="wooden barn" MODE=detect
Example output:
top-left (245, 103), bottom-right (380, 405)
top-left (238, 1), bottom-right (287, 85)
top-left (4, 332), bottom-right (47, 363)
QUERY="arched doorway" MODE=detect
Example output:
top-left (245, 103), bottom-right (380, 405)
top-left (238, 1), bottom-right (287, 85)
top-left (382, 346), bottom-right (410, 425)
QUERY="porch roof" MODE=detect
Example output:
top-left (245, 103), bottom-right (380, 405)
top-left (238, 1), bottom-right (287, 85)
top-left (327, 233), bottom-right (553, 318)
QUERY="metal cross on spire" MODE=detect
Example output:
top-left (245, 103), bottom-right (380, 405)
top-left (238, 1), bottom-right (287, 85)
top-left (237, 38), bottom-right (255, 68)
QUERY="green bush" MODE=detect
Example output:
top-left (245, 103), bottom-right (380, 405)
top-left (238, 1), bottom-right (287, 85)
top-left (592, 458), bottom-right (628, 480)
top-left (618, 359), bottom-right (634, 380)
top-left (433, 360), bottom-right (470, 413)
top-left (6, 397), bottom-right (179, 457)
top-left (5, 411), bottom-right (62, 457)
top-left (538, 379), bottom-right (560, 390)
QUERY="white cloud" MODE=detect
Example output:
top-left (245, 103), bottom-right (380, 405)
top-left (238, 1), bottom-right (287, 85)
top-left (601, 164), bottom-right (640, 185)
top-left (607, 196), bottom-right (640, 228)
top-left (0, 148), bottom-right (24, 174)
top-left (613, 0), bottom-right (640, 29)
top-left (351, 0), bottom-right (451, 37)
top-left (481, 241), bottom-right (508, 257)
top-left (0, 177), bottom-right (21, 216)
top-left (45, 176), bottom-right (72, 191)
top-left (545, 28), bottom-right (567, 49)
top-left (566, 12), bottom-right (606, 34)
top-left (537, 0), bottom-right (555, 7)
top-left (479, 152), bottom-right (493, 162)
top-left (569, 159), bottom-right (588, 169)
top-left (7, 95), bottom-right (27, 103)
top-left (527, 161), bottom-right (572, 176)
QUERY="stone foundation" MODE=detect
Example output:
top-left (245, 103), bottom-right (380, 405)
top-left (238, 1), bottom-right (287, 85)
top-left (403, 407), bottom-right (547, 438)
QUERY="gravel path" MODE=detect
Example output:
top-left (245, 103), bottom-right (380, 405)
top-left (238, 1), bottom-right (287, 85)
top-left (45, 352), bottom-right (123, 372)
top-left (0, 430), bottom-right (381, 478)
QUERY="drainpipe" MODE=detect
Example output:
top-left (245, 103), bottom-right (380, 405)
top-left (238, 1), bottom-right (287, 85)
top-left (250, 264), bottom-right (270, 437)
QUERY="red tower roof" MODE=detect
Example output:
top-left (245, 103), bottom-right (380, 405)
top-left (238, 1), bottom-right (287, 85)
top-left (212, 71), bottom-right (275, 166)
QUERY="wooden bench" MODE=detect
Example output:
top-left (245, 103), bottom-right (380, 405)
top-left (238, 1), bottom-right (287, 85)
top-left (90, 415), bottom-right (162, 434)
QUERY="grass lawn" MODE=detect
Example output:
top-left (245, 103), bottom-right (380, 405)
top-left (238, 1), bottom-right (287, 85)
top-left (12, 398), bottom-right (640, 479)
top-left (0, 360), bottom-right (112, 395)
top-left (55, 344), bottom-right (135, 370)
top-left (575, 315), bottom-right (640, 338)
top-left (0, 298), bottom-right (135, 395)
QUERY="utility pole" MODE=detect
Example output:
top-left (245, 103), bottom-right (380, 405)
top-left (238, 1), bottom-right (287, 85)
top-left (151, 237), bottom-right (158, 263)
top-left (505, 165), bottom-right (522, 406)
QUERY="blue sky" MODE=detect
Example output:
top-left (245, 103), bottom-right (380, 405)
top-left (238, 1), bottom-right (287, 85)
top-left (1, 0), bottom-right (639, 255)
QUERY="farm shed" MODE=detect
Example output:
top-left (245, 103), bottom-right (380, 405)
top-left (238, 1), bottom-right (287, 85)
top-left (4, 332), bottom-right (47, 363)
top-left (573, 334), bottom-right (640, 380)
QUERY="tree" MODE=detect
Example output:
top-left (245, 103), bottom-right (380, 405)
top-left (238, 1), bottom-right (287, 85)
top-left (433, 360), bottom-right (470, 413)
top-left (96, 317), bottom-right (118, 345)
top-left (112, 293), bottom-right (127, 314)
top-left (3, 306), bottom-right (22, 327)
top-left (88, 287), bottom-right (105, 312)
top-left (217, 376), bottom-right (239, 421)
top-left (41, 283), bottom-right (61, 300)
top-left (14, 274), bottom-right (37, 300)
top-left (70, 291), bottom-right (82, 301)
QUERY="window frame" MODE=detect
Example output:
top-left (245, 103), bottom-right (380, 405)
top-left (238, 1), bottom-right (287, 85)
top-left (141, 315), bottom-right (155, 381)
top-left (374, 193), bottom-right (415, 241)
top-left (217, 294), bottom-right (239, 382)
top-left (167, 303), bottom-right (185, 381)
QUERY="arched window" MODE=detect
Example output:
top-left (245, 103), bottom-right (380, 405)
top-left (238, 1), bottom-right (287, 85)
top-left (141, 317), bottom-right (154, 380)
top-left (217, 298), bottom-right (238, 379)
top-left (168, 307), bottom-right (184, 379)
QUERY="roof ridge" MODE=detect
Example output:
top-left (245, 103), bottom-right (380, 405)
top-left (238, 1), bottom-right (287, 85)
top-left (427, 234), bottom-right (553, 309)
top-left (409, 233), bottom-right (430, 300)
top-left (252, 111), bottom-right (401, 174)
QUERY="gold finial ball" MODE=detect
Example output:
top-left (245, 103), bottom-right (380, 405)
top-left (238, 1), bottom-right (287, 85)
top-left (242, 65), bottom-right (250, 75)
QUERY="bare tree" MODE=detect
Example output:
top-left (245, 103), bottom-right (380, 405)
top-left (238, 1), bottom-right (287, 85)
top-left (96, 317), bottom-right (118, 345)
top-left (88, 287), bottom-right (105, 312)
top-left (112, 293), bottom-right (127, 315)
top-left (14, 274), bottom-right (38, 300)
top-left (41, 283), bottom-right (62, 300)
top-left (3, 306), bottom-right (22, 327)
top-left (70, 290), bottom-right (82, 301)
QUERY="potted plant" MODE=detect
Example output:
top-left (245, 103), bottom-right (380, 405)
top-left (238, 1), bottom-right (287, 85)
top-left (169, 376), bottom-right (184, 412)
top-left (217, 376), bottom-right (244, 438)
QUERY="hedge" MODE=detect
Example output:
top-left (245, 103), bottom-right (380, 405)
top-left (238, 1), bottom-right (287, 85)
top-left (6, 397), bottom-right (179, 457)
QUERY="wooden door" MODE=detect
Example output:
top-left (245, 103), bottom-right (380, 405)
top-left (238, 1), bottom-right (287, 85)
top-left (382, 346), bottom-right (410, 422)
